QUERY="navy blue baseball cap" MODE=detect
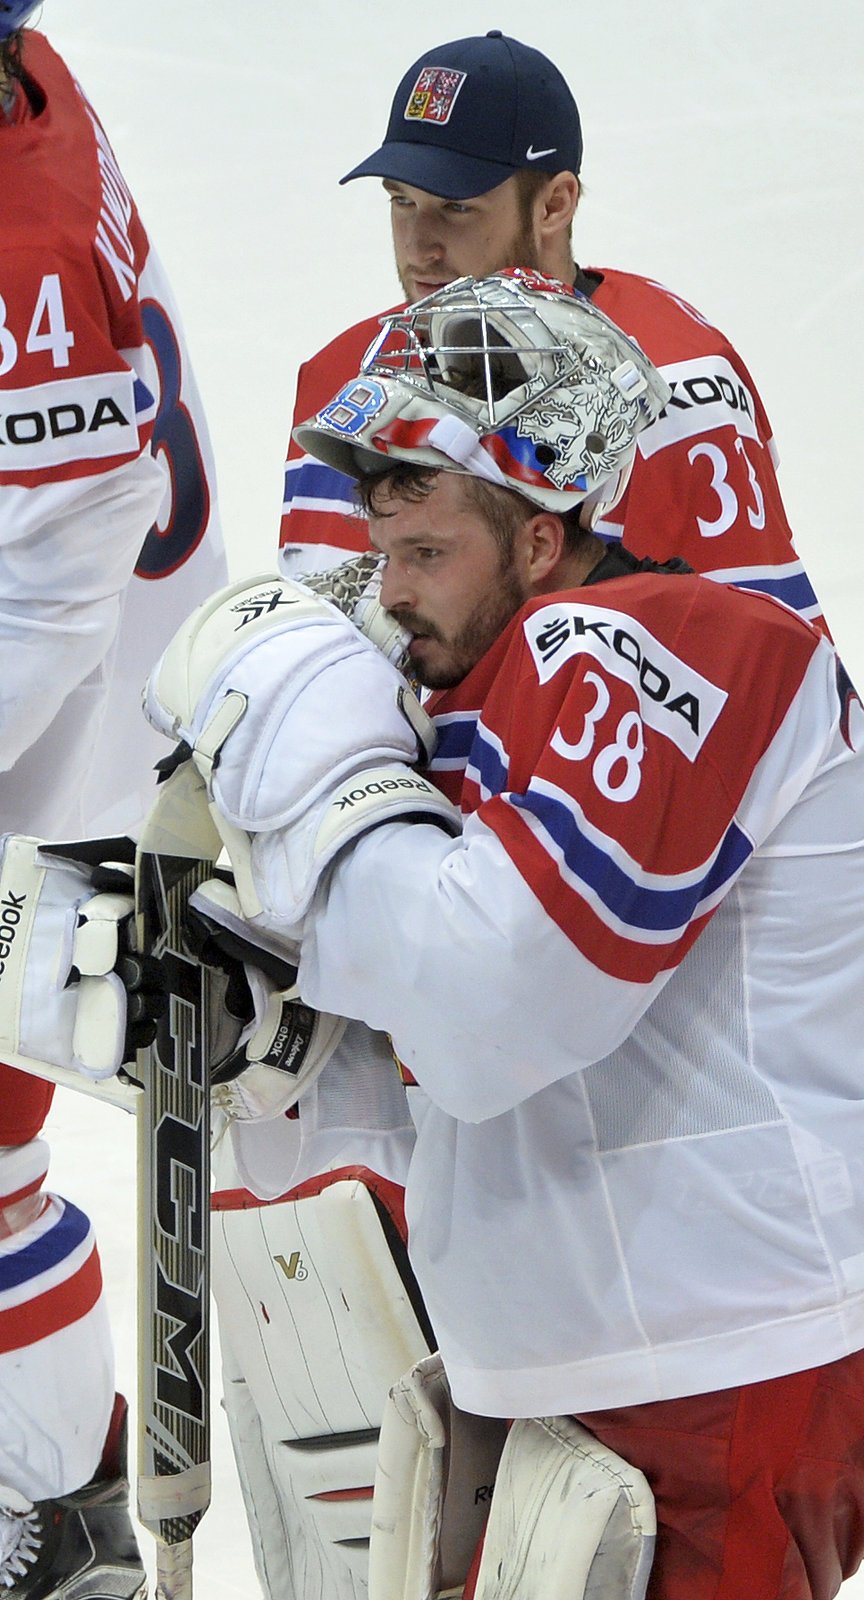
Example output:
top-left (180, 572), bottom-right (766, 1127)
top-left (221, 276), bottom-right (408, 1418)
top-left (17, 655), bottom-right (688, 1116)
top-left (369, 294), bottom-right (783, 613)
top-left (340, 32), bottom-right (583, 200)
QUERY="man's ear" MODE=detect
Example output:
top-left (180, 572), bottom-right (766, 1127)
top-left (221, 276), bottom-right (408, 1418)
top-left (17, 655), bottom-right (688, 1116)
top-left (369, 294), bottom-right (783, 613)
top-left (536, 172), bottom-right (580, 248)
top-left (523, 512), bottom-right (566, 586)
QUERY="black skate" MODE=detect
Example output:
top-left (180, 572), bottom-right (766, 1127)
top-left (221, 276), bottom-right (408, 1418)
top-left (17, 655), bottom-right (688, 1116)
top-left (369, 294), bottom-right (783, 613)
top-left (0, 1395), bottom-right (146, 1598)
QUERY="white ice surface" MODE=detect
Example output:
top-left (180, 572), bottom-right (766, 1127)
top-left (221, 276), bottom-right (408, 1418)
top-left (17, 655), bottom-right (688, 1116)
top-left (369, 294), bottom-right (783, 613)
top-left (34, 0), bottom-right (864, 1594)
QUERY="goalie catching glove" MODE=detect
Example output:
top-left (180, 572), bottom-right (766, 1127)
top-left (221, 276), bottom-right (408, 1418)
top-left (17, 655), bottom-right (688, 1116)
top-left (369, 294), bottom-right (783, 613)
top-left (186, 874), bottom-right (346, 1120)
top-left (142, 570), bottom-right (460, 928)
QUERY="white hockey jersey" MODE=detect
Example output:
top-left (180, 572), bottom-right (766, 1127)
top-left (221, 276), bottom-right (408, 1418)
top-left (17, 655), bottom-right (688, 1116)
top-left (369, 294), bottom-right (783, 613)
top-left (297, 567), bottom-right (864, 1418)
top-left (0, 33), bottom-right (226, 838)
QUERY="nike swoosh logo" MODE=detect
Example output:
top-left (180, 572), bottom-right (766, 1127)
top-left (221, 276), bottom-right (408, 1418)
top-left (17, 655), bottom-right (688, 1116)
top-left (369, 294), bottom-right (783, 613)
top-left (526, 144), bottom-right (557, 160)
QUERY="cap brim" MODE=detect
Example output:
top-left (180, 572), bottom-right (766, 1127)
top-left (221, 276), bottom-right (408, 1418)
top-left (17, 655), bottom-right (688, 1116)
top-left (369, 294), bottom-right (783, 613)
top-left (339, 141), bottom-right (518, 201)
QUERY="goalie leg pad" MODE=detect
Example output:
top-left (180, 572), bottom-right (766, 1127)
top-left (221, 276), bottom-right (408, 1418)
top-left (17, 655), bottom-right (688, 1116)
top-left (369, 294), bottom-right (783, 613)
top-left (369, 1352), bottom-right (508, 1600)
top-left (211, 1152), bottom-right (433, 1592)
top-left (220, 1341), bottom-right (355, 1600)
top-left (472, 1412), bottom-right (656, 1600)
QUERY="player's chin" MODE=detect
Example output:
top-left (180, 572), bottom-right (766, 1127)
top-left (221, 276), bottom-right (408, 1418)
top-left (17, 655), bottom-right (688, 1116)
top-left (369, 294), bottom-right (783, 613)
top-left (410, 638), bottom-right (463, 691)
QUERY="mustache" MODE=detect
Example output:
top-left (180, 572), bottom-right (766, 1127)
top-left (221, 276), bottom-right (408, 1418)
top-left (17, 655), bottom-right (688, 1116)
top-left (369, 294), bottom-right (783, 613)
top-left (386, 607), bottom-right (444, 642)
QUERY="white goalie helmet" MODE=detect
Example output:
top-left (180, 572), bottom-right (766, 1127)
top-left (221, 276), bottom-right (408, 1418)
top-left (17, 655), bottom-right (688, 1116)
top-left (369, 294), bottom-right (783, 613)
top-left (293, 269), bottom-right (672, 525)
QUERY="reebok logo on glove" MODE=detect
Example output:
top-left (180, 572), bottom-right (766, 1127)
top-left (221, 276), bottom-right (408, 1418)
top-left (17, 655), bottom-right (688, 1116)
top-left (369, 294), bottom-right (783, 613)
top-left (263, 1000), bottom-right (318, 1074)
top-left (335, 775), bottom-right (439, 811)
top-left (0, 889), bottom-right (26, 971)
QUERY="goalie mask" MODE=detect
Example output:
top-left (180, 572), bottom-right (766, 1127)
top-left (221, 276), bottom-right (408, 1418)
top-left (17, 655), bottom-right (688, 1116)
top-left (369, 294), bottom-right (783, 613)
top-left (293, 269), bottom-right (672, 526)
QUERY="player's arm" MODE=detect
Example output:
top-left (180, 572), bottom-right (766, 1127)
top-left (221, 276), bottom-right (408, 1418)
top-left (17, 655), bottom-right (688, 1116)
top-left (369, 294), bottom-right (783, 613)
top-left (0, 567), bottom-right (415, 1101)
top-left (0, 245), bottom-right (164, 770)
top-left (141, 576), bottom-right (832, 1126)
top-left (297, 592), bottom-right (838, 1121)
top-left (14, 580), bottom-right (838, 1120)
top-left (138, 569), bottom-right (837, 1123)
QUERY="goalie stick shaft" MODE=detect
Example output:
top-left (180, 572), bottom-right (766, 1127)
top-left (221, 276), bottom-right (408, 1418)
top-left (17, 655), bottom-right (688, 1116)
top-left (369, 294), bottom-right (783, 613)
top-left (133, 763), bottom-right (223, 1600)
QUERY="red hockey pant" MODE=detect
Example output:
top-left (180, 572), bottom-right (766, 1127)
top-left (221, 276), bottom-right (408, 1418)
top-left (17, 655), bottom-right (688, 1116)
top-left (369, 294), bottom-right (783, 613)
top-left (0, 1061), bottom-right (55, 1146)
top-left (579, 1352), bottom-right (864, 1600)
top-left (463, 1351), bottom-right (864, 1600)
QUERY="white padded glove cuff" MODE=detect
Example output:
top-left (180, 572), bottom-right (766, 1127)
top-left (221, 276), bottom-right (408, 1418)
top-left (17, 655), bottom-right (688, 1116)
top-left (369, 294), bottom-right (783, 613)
top-left (0, 835), bottom-right (132, 1081)
top-left (189, 877), bottom-right (347, 1120)
top-left (252, 763), bottom-right (461, 926)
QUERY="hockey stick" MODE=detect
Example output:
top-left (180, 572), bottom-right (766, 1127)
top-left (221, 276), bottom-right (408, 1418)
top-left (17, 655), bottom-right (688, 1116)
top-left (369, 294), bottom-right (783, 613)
top-left (6, 761), bottom-right (220, 1594)
top-left (132, 758), bottom-right (223, 1600)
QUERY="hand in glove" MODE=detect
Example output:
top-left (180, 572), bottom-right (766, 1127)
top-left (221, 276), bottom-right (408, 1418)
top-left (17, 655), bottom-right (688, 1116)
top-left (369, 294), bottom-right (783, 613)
top-left (185, 875), bottom-right (345, 1120)
top-left (0, 831), bottom-right (343, 1115)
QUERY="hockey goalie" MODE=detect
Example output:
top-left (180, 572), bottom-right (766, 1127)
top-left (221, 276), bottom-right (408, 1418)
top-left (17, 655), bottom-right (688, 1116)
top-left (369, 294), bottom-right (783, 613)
top-left (3, 273), bottom-right (864, 1600)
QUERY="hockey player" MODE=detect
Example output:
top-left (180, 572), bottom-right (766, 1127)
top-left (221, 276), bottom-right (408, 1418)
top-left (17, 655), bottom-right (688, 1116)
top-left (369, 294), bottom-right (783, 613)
top-left (280, 32), bottom-right (822, 629)
top-left (283, 273), bottom-right (864, 1600)
top-left (0, 7), bottom-right (226, 1595)
top-left (8, 271), bottom-right (862, 1600)
top-left (215, 32), bottom-right (832, 1598)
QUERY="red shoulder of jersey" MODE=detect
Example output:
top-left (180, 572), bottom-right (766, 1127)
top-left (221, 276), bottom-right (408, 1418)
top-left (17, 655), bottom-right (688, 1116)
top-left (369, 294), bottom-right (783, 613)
top-left (427, 575), bottom-right (831, 984)
top-left (587, 267), bottom-right (824, 627)
top-left (589, 266), bottom-right (736, 364)
top-left (279, 269), bottom-right (825, 630)
top-left (290, 308), bottom-right (400, 436)
top-left (280, 303), bottom-right (403, 559)
top-left (0, 33), bottom-right (156, 487)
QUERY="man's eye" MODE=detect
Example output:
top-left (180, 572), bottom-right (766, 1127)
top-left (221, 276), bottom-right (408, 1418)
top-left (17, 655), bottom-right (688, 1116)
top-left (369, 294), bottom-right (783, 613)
top-left (444, 202), bottom-right (471, 215)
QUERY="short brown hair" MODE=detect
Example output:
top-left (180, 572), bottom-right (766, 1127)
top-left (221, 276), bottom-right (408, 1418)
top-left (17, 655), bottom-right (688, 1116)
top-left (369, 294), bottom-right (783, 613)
top-left (356, 464), bottom-right (529, 555)
top-left (356, 463), bottom-right (594, 560)
top-left (513, 167), bottom-right (582, 247)
top-left (0, 27), bottom-right (24, 88)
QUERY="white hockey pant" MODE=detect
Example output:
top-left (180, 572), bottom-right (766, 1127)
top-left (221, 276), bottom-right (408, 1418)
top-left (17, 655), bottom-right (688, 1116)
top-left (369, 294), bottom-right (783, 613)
top-left (212, 1163), bottom-right (434, 1600)
top-left (369, 1352), bottom-right (657, 1600)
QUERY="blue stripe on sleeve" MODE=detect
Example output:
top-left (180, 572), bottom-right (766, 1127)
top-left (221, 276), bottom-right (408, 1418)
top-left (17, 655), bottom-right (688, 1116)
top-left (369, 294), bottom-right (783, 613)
top-left (0, 1201), bottom-right (91, 1291)
top-left (283, 459), bottom-right (357, 509)
top-left (733, 569), bottom-right (819, 615)
top-left (509, 786), bottom-right (753, 935)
